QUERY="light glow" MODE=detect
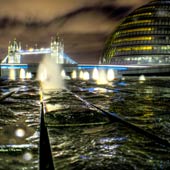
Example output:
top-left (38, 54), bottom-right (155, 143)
top-left (61, 70), bottom-right (66, 78)
top-left (71, 70), bottom-right (77, 79)
top-left (23, 152), bottom-right (33, 161)
top-left (26, 72), bottom-right (32, 79)
top-left (15, 128), bottom-right (25, 138)
top-left (79, 70), bottom-right (84, 79)
top-left (92, 68), bottom-right (99, 80)
top-left (107, 69), bottom-right (115, 81)
top-left (19, 68), bottom-right (26, 79)
top-left (97, 70), bottom-right (108, 85)
top-left (139, 74), bottom-right (146, 81)
top-left (9, 69), bottom-right (16, 80)
top-left (83, 71), bottom-right (90, 80)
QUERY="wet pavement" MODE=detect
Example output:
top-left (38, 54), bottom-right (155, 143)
top-left (0, 80), bottom-right (40, 170)
top-left (0, 77), bottom-right (170, 170)
top-left (44, 78), bottom-right (170, 170)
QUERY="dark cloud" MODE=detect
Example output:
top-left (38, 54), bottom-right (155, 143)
top-left (0, 0), bottom-right (151, 64)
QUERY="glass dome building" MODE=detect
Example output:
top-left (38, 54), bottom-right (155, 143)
top-left (101, 0), bottom-right (170, 65)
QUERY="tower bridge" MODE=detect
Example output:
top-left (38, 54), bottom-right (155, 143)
top-left (1, 35), bottom-right (77, 65)
top-left (1, 35), bottom-right (169, 78)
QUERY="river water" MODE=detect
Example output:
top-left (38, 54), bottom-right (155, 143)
top-left (0, 77), bottom-right (170, 170)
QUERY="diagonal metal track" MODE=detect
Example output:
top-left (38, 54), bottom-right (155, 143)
top-left (71, 91), bottom-right (170, 148)
top-left (39, 102), bottom-right (54, 170)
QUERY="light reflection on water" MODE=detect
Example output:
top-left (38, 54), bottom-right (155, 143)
top-left (0, 77), bottom-right (170, 169)
top-left (0, 80), bottom-right (40, 170)
top-left (45, 77), bottom-right (170, 170)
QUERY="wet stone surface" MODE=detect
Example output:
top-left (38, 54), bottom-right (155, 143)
top-left (0, 80), bottom-right (40, 170)
top-left (43, 78), bottom-right (170, 170)
top-left (0, 77), bottom-right (170, 170)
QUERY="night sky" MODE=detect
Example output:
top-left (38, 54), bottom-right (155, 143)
top-left (0, 0), bottom-right (150, 64)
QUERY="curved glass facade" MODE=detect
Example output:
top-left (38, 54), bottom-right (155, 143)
top-left (101, 0), bottom-right (170, 65)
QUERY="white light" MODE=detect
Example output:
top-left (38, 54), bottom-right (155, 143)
top-left (139, 74), bottom-right (146, 81)
top-left (9, 69), bottom-right (16, 80)
top-left (15, 128), bottom-right (25, 138)
top-left (97, 70), bottom-right (108, 85)
top-left (46, 104), bottom-right (62, 112)
top-left (19, 69), bottom-right (26, 79)
top-left (121, 77), bottom-right (125, 81)
top-left (83, 71), bottom-right (90, 80)
top-left (29, 48), bottom-right (34, 51)
top-left (61, 70), bottom-right (66, 78)
top-left (92, 68), bottom-right (99, 80)
top-left (26, 72), bottom-right (32, 79)
top-left (71, 70), bottom-right (77, 79)
top-left (23, 152), bottom-right (33, 161)
top-left (107, 69), bottom-right (115, 81)
top-left (79, 70), bottom-right (84, 79)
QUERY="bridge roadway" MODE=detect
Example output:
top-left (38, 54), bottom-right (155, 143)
top-left (2, 47), bottom-right (77, 65)
top-left (16, 48), bottom-right (51, 55)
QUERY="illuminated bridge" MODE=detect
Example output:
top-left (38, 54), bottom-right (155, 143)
top-left (1, 34), bottom-right (169, 77)
top-left (1, 35), bottom-right (77, 65)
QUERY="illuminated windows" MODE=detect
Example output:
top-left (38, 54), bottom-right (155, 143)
top-left (115, 36), bottom-right (153, 43)
top-left (117, 46), bottom-right (153, 52)
top-left (116, 28), bottom-right (153, 35)
top-left (127, 12), bottom-right (152, 18)
top-left (101, 0), bottom-right (170, 65)
top-left (121, 20), bottom-right (153, 27)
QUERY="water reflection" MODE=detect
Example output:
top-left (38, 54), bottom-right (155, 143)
top-left (85, 87), bottom-right (114, 93)
top-left (46, 77), bottom-right (170, 169)
top-left (0, 77), bottom-right (170, 169)
top-left (15, 128), bottom-right (26, 138)
top-left (0, 80), bottom-right (40, 170)
top-left (23, 152), bottom-right (33, 161)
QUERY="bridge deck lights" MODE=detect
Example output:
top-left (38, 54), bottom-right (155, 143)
top-left (1, 34), bottom-right (77, 65)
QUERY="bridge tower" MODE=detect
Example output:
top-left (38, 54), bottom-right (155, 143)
top-left (7, 39), bottom-right (21, 64)
top-left (50, 34), bottom-right (64, 64)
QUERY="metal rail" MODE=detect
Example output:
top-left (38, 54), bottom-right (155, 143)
top-left (39, 102), bottom-right (54, 170)
top-left (71, 91), bottom-right (170, 148)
